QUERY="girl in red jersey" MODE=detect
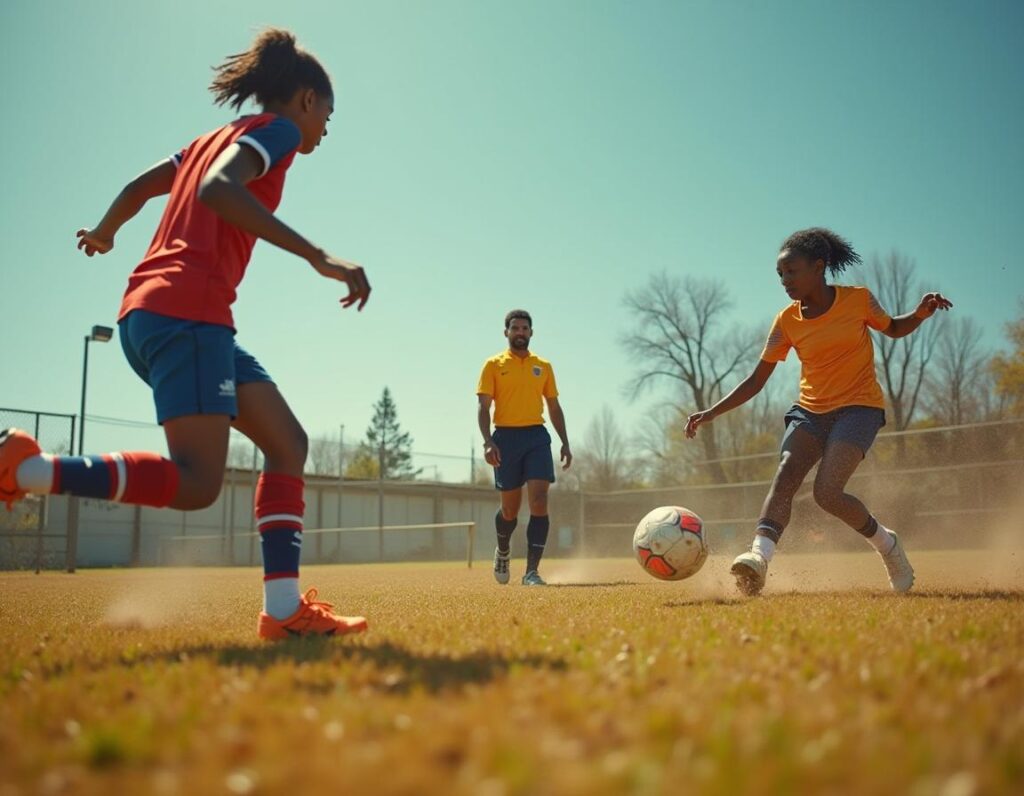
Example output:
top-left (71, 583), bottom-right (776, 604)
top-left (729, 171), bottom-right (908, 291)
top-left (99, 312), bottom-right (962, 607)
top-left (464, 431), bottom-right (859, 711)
top-left (0, 29), bottom-right (370, 639)
top-left (686, 228), bottom-right (951, 596)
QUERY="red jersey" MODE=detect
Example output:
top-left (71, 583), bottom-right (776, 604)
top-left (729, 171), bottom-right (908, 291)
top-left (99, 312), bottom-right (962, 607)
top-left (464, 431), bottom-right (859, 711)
top-left (118, 113), bottom-right (302, 329)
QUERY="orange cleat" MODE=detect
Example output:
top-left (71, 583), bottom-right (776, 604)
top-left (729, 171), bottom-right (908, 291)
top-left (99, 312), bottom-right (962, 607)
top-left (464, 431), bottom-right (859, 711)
top-left (257, 588), bottom-right (368, 640)
top-left (0, 428), bottom-right (42, 510)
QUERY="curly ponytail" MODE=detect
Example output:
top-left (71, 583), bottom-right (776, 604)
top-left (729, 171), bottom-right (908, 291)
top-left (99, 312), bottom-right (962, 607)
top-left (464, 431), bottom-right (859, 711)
top-left (780, 227), bottom-right (862, 276)
top-left (209, 28), bottom-right (331, 111)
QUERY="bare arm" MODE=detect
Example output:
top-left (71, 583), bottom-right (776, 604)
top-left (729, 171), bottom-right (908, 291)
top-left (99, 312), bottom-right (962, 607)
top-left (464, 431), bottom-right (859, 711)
top-left (882, 292), bottom-right (953, 338)
top-left (685, 359), bottom-right (777, 438)
top-left (478, 394), bottom-right (500, 465)
top-left (76, 159), bottom-right (177, 255)
top-left (546, 396), bottom-right (572, 469)
top-left (197, 144), bottom-right (371, 310)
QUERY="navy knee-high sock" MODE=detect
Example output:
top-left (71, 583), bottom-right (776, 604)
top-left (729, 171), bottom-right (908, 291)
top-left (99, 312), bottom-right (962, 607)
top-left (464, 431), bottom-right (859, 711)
top-left (526, 515), bottom-right (549, 572)
top-left (495, 510), bottom-right (517, 554)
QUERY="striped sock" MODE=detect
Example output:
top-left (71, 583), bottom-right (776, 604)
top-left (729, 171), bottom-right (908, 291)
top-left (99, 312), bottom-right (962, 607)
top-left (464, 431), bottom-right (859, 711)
top-left (860, 516), bottom-right (896, 554)
top-left (16, 452), bottom-right (179, 507)
top-left (256, 473), bottom-right (304, 619)
top-left (753, 517), bottom-right (784, 562)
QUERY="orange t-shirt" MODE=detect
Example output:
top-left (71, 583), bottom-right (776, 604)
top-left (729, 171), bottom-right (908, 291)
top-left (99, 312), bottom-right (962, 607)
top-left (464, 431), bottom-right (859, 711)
top-left (760, 285), bottom-right (892, 413)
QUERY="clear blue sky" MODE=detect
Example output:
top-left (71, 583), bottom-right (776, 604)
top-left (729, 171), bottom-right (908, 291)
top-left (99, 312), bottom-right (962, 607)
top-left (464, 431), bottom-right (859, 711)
top-left (1, 0), bottom-right (1021, 477)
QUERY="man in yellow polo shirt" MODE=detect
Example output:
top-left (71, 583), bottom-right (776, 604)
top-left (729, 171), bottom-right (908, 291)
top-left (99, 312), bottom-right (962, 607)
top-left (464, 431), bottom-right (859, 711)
top-left (477, 309), bottom-right (572, 586)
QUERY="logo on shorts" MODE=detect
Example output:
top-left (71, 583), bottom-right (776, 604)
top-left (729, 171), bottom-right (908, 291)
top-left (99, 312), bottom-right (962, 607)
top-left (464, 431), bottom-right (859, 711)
top-left (532, 366), bottom-right (542, 376)
top-left (218, 379), bottom-right (236, 397)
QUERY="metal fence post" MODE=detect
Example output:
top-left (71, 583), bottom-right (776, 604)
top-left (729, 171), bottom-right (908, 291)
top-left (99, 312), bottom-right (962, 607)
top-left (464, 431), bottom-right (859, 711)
top-left (65, 497), bottom-right (79, 573)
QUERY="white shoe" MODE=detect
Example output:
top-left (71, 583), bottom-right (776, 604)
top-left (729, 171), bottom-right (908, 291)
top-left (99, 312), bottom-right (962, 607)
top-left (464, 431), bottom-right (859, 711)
top-left (493, 548), bottom-right (510, 585)
top-left (731, 551), bottom-right (767, 596)
top-left (879, 532), bottom-right (914, 593)
top-left (521, 570), bottom-right (547, 586)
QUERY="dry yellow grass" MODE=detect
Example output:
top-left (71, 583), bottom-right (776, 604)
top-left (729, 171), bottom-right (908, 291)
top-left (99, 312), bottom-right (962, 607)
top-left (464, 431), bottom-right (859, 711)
top-left (1, 551), bottom-right (1022, 796)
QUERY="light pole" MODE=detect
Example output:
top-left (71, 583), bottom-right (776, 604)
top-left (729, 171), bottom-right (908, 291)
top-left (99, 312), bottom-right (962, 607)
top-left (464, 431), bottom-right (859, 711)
top-left (78, 325), bottom-right (113, 455)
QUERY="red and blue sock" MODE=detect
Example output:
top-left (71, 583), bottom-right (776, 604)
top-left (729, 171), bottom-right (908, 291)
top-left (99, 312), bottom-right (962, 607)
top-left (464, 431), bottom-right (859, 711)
top-left (16, 452), bottom-right (179, 507)
top-left (256, 473), bottom-right (304, 619)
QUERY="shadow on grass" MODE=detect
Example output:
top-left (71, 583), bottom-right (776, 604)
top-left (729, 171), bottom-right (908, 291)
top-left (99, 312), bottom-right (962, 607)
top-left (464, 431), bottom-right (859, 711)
top-left (547, 580), bottom-right (641, 589)
top-left (872, 590), bottom-right (1024, 602)
top-left (662, 597), bottom-right (744, 608)
top-left (43, 639), bottom-right (568, 694)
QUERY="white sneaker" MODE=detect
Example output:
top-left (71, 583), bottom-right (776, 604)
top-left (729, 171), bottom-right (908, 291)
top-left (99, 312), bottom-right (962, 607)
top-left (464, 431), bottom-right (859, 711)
top-left (731, 551), bottom-right (768, 596)
top-left (521, 570), bottom-right (547, 586)
top-left (493, 548), bottom-right (510, 585)
top-left (879, 532), bottom-right (914, 593)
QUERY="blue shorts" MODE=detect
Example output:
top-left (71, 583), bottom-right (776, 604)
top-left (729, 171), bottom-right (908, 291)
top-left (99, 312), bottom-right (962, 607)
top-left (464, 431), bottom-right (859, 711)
top-left (119, 309), bottom-right (273, 424)
top-left (492, 425), bottom-right (555, 491)
top-left (782, 404), bottom-right (886, 457)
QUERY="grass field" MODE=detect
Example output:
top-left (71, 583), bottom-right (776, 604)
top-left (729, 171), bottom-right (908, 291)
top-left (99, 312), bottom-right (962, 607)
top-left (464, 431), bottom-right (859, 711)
top-left (1, 550), bottom-right (1022, 796)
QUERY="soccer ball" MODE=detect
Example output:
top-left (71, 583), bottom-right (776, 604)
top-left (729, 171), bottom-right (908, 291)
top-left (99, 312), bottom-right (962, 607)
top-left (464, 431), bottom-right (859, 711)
top-left (633, 506), bottom-right (708, 581)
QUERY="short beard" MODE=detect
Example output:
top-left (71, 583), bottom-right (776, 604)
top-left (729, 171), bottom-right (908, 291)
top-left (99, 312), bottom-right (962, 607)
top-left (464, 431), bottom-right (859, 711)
top-left (510, 337), bottom-right (529, 350)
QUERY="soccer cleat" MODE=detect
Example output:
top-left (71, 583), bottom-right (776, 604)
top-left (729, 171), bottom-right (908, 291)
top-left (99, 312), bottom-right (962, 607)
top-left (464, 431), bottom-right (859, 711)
top-left (493, 547), bottom-right (510, 584)
top-left (879, 531), bottom-right (915, 593)
top-left (0, 428), bottom-right (42, 511)
top-left (257, 588), bottom-right (368, 640)
top-left (731, 551), bottom-right (768, 596)
top-left (521, 570), bottom-right (547, 586)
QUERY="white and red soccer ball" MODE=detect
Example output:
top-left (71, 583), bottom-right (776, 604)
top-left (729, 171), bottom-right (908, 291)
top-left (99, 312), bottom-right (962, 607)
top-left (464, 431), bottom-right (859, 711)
top-left (633, 505), bottom-right (708, 581)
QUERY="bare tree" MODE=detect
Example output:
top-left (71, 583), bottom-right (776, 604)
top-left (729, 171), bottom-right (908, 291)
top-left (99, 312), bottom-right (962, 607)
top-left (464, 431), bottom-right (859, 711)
top-left (226, 436), bottom-right (258, 471)
top-left (858, 251), bottom-right (946, 431)
top-left (575, 405), bottom-right (640, 491)
top-left (634, 402), bottom-right (689, 487)
top-left (991, 298), bottom-right (1024, 418)
top-left (924, 317), bottom-right (987, 425)
top-left (308, 431), bottom-right (342, 477)
top-left (622, 273), bottom-right (759, 482)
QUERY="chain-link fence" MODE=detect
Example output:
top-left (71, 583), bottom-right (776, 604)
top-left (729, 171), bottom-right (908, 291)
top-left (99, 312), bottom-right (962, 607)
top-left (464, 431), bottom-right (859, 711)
top-left (570, 418), bottom-right (1024, 557)
top-left (0, 408), bottom-right (76, 571)
top-left (5, 413), bottom-right (1021, 570)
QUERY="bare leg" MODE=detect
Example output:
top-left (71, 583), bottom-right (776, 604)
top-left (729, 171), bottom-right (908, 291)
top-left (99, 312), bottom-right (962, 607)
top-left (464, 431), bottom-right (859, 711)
top-left (525, 479), bottom-right (550, 517)
top-left (231, 382), bottom-right (308, 475)
top-left (163, 414), bottom-right (231, 510)
top-left (759, 427), bottom-right (823, 532)
top-left (813, 441), bottom-right (871, 531)
top-left (499, 488), bottom-right (523, 521)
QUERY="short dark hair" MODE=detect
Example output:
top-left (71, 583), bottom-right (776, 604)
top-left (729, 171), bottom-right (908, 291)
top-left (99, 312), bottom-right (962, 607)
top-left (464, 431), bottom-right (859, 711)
top-left (504, 309), bottom-right (532, 329)
top-left (780, 227), bottom-right (862, 277)
top-left (210, 28), bottom-right (332, 111)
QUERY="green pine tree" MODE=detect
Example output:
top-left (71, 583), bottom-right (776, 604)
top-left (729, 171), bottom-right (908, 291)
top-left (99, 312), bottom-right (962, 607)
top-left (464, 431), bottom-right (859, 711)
top-left (356, 387), bottom-right (421, 480)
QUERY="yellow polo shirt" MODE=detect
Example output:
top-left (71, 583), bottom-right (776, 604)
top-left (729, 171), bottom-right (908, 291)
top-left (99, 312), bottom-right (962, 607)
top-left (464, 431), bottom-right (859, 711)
top-left (761, 285), bottom-right (891, 413)
top-left (477, 350), bottom-right (559, 427)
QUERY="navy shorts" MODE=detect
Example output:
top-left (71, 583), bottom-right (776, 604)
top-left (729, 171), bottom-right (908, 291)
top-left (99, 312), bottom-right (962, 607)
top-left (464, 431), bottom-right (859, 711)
top-left (782, 404), bottom-right (886, 457)
top-left (119, 309), bottom-right (273, 424)
top-left (492, 425), bottom-right (555, 491)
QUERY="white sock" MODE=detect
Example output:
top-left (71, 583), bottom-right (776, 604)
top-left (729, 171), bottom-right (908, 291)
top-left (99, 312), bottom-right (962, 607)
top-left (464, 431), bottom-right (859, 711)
top-left (263, 578), bottom-right (301, 619)
top-left (866, 524), bottom-right (896, 555)
top-left (752, 535), bottom-right (776, 562)
top-left (15, 455), bottom-right (54, 493)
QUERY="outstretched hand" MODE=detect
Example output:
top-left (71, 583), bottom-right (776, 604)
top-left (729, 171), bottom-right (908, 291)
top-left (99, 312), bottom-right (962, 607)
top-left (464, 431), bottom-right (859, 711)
top-left (310, 252), bottom-right (371, 310)
top-left (914, 292), bottom-right (953, 319)
top-left (685, 410), bottom-right (714, 439)
top-left (76, 228), bottom-right (114, 257)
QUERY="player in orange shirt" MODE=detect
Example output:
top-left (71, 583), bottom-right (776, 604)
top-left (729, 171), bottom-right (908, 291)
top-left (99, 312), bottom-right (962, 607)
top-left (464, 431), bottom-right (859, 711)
top-left (685, 228), bottom-right (951, 596)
